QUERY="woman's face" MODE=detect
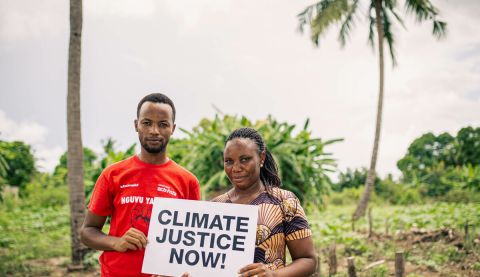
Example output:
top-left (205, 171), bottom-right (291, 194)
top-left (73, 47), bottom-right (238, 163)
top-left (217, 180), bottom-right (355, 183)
top-left (223, 138), bottom-right (265, 190)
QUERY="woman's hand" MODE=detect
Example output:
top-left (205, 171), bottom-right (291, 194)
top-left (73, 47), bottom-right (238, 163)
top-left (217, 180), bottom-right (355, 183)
top-left (238, 263), bottom-right (275, 277)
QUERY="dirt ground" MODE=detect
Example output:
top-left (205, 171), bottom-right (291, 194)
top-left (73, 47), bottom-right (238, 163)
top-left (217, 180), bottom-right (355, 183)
top-left (314, 227), bottom-right (480, 277)
top-left (24, 258), bottom-right (99, 277)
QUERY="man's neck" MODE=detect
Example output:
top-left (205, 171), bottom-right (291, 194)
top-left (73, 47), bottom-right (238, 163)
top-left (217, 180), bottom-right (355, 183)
top-left (138, 150), bottom-right (169, 165)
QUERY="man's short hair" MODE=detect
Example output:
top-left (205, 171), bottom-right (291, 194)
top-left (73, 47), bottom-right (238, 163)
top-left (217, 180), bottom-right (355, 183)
top-left (137, 93), bottom-right (176, 122)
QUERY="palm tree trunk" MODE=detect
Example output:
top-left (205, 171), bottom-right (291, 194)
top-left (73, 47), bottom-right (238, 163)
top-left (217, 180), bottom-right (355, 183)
top-left (353, 0), bottom-right (384, 221)
top-left (67, 0), bottom-right (86, 266)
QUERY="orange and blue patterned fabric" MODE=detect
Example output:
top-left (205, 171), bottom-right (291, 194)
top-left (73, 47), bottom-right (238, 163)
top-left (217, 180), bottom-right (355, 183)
top-left (211, 187), bottom-right (312, 270)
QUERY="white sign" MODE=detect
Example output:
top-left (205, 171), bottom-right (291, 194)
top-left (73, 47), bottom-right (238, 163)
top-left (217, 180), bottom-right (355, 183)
top-left (142, 198), bottom-right (258, 277)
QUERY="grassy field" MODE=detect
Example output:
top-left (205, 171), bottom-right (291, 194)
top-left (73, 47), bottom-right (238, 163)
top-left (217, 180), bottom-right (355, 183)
top-left (0, 196), bottom-right (71, 276)
top-left (0, 194), bottom-right (479, 276)
top-left (308, 203), bottom-right (480, 276)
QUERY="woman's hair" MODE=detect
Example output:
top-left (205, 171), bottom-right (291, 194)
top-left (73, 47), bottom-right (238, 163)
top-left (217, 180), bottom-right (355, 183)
top-left (225, 127), bottom-right (282, 188)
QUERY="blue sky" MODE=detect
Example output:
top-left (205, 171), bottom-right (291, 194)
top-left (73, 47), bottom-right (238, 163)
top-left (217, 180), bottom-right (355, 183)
top-left (1, 0), bottom-right (479, 178)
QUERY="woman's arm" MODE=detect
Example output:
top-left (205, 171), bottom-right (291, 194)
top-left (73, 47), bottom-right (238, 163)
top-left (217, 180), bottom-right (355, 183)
top-left (280, 236), bottom-right (316, 276)
top-left (80, 210), bottom-right (147, 252)
top-left (237, 236), bottom-right (316, 277)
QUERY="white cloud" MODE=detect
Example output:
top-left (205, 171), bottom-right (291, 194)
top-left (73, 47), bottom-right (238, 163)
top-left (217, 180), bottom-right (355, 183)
top-left (0, 110), bottom-right (47, 144)
top-left (0, 0), bottom-right (159, 41)
top-left (34, 145), bottom-right (64, 172)
top-left (1, 0), bottom-right (479, 180)
top-left (162, 0), bottom-right (231, 30)
top-left (85, 0), bottom-right (157, 18)
top-left (0, 110), bottom-right (63, 173)
top-left (0, 0), bottom-right (67, 41)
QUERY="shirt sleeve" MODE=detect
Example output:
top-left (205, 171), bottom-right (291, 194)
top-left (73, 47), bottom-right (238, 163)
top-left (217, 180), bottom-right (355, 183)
top-left (88, 173), bottom-right (114, 216)
top-left (283, 195), bottom-right (312, 241)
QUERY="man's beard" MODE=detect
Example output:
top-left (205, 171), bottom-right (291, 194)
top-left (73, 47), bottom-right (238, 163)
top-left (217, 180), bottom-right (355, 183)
top-left (141, 140), bottom-right (167, 154)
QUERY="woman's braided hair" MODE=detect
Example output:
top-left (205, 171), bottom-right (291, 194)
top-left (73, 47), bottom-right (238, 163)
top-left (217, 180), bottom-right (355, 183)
top-left (225, 127), bottom-right (287, 218)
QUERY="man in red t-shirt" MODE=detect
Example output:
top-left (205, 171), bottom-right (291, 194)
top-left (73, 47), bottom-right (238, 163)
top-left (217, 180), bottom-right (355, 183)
top-left (80, 93), bottom-right (200, 277)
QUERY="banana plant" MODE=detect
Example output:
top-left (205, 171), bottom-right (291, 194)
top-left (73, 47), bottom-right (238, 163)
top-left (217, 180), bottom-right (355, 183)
top-left (170, 115), bottom-right (342, 205)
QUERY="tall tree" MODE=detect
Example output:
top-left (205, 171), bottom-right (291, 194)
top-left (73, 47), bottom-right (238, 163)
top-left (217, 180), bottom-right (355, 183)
top-left (397, 132), bottom-right (455, 182)
top-left (397, 127), bottom-right (480, 185)
top-left (297, 0), bottom-right (446, 220)
top-left (67, 0), bottom-right (85, 267)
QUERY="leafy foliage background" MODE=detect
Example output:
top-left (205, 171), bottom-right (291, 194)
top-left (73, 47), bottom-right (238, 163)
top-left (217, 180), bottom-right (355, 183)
top-left (169, 115), bottom-right (341, 207)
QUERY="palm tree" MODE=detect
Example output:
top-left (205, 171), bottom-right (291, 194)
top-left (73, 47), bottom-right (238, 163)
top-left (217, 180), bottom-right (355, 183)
top-left (297, 0), bottom-right (446, 220)
top-left (67, 0), bottom-right (86, 267)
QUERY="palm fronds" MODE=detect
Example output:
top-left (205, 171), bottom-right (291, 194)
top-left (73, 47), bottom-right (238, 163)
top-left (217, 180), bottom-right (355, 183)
top-left (298, 0), bottom-right (353, 46)
top-left (405, 0), bottom-right (447, 38)
top-left (299, 0), bottom-right (447, 64)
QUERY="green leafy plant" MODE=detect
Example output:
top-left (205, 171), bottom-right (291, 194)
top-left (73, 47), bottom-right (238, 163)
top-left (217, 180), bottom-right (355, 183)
top-left (0, 140), bottom-right (36, 192)
top-left (170, 114), bottom-right (341, 205)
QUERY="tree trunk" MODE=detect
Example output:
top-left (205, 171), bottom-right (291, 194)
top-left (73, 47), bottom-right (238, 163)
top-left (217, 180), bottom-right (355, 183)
top-left (67, 0), bottom-right (86, 266)
top-left (353, 0), bottom-right (384, 221)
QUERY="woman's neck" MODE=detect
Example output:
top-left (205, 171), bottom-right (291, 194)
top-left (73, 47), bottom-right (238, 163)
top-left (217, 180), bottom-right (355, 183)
top-left (229, 181), bottom-right (265, 204)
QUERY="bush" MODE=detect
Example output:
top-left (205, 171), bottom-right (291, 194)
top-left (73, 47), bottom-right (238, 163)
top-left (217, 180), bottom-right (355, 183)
top-left (326, 187), bottom-right (383, 206)
top-left (83, 250), bottom-right (101, 269)
top-left (0, 140), bottom-right (36, 192)
top-left (333, 167), bottom-right (381, 192)
top-left (377, 179), bottom-right (423, 205)
top-left (327, 187), bottom-right (361, 206)
top-left (439, 188), bottom-right (480, 204)
top-left (22, 174), bottom-right (68, 208)
top-left (171, 115), bottom-right (341, 205)
top-left (0, 193), bottom-right (70, 275)
top-left (328, 178), bottom-right (423, 206)
top-left (395, 187), bottom-right (423, 205)
top-left (366, 264), bottom-right (389, 277)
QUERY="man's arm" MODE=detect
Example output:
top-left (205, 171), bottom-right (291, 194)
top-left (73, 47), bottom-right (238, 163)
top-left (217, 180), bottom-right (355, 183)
top-left (80, 210), bottom-right (147, 252)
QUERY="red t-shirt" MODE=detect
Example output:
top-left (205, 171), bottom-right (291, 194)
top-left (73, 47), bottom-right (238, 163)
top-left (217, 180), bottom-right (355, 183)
top-left (88, 155), bottom-right (201, 277)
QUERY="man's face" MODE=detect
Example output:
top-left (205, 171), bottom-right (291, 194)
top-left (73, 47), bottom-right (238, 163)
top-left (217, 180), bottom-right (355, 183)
top-left (135, 102), bottom-right (176, 154)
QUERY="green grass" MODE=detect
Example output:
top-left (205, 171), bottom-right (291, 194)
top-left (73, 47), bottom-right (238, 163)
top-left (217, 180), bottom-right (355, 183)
top-left (0, 196), bottom-right (70, 275)
top-left (308, 203), bottom-right (480, 276)
top-left (309, 203), bottom-right (480, 246)
top-left (0, 192), bottom-right (478, 276)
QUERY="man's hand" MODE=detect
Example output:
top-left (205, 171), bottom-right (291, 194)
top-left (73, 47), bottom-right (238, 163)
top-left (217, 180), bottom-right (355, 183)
top-left (112, 227), bottom-right (147, 252)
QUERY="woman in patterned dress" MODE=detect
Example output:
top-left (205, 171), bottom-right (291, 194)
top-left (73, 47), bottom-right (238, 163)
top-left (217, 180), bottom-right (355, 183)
top-left (211, 128), bottom-right (316, 277)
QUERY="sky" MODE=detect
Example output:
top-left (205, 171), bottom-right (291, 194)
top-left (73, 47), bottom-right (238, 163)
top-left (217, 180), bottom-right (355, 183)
top-left (0, 0), bottom-right (479, 179)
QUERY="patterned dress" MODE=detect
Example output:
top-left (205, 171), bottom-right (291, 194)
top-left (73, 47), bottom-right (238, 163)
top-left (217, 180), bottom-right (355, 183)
top-left (211, 187), bottom-right (312, 270)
